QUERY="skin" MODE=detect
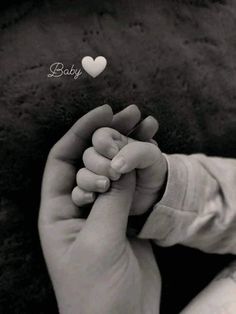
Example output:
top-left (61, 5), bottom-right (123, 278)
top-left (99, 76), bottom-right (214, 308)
top-left (38, 105), bottom-right (161, 314)
top-left (72, 127), bottom-right (167, 215)
top-left (72, 120), bottom-right (236, 314)
top-left (180, 275), bottom-right (236, 314)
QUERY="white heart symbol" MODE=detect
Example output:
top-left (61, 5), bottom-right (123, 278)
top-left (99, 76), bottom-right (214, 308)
top-left (81, 56), bottom-right (107, 78)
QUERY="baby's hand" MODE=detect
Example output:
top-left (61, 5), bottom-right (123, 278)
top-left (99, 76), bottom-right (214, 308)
top-left (72, 126), bottom-right (167, 215)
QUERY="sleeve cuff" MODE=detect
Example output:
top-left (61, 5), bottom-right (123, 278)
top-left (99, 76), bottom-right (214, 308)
top-left (137, 154), bottom-right (207, 246)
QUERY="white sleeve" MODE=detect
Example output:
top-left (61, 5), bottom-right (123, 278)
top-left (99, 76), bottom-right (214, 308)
top-left (138, 154), bottom-right (236, 254)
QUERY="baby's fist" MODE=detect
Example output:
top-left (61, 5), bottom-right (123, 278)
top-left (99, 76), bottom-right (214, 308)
top-left (73, 126), bottom-right (167, 215)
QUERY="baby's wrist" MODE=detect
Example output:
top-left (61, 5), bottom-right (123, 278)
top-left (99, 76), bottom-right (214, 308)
top-left (154, 152), bottom-right (168, 193)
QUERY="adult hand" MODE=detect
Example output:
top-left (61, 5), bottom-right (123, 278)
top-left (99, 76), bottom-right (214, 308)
top-left (38, 105), bottom-right (161, 314)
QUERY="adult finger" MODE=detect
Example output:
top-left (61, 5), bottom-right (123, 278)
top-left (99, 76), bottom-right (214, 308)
top-left (112, 105), bottom-right (159, 140)
top-left (82, 172), bottom-right (136, 242)
top-left (111, 104), bottom-right (141, 134)
top-left (131, 239), bottom-right (162, 313)
top-left (40, 105), bottom-right (113, 223)
top-left (129, 116), bottom-right (159, 141)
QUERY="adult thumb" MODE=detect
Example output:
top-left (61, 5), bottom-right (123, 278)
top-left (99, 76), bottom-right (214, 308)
top-left (82, 171), bottom-right (136, 243)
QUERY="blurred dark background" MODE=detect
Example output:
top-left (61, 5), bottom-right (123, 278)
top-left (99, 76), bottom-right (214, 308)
top-left (0, 0), bottom-right (236, 313)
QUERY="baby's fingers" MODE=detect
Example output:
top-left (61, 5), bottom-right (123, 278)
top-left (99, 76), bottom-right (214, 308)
top-left (128, 115), bottom-right (159, 140)
top-left (76, 168), bottom-right (110, 193)
top-left (83, 147), bottom-right (121, 180)
top-left (111, 142), bottom-right (162, 173)
top-left (92, 115), bottom-right (159, 160)
top-left (72, 187), bottom-right (96, 207)
top-left (92, 127), bottom-right (129, 159)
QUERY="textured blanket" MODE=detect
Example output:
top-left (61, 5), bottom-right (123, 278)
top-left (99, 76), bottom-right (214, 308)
top-left (0, 0), bottom-right (235, 313)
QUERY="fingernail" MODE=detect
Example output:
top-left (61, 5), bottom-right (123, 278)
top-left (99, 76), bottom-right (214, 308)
top-left (147, 115), bottom-right (155, 121)
top-left (111, 156), bottom-right (126, 172)
top-left (97, 179), bottom-right (108, 190)
top-left (85, 192), bottom-right (94, 202)
top-left (109, 168), bottom-right (121, 180)
top-left (147, 115), bottom-right (159, 128)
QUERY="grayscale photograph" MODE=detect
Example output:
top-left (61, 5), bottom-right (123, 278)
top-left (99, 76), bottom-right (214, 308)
top-left (0, 0), bottom-right (236, 313)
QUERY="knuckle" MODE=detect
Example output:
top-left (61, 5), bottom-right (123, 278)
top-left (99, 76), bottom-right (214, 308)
top-left (123, 141), bottom-right (141, 154)
top-left (83, 147), bottom-right (109, 175)
top-left (94, 127), bottom-right (111, 138)
top-left (96, 159), bottom-right (108, 173)
top-left (136, 141), bottom-right (156, 152)
top-left (144, 141), bottom-right (159, 155)
top-left (92, 127), bottom-right (113, 146)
